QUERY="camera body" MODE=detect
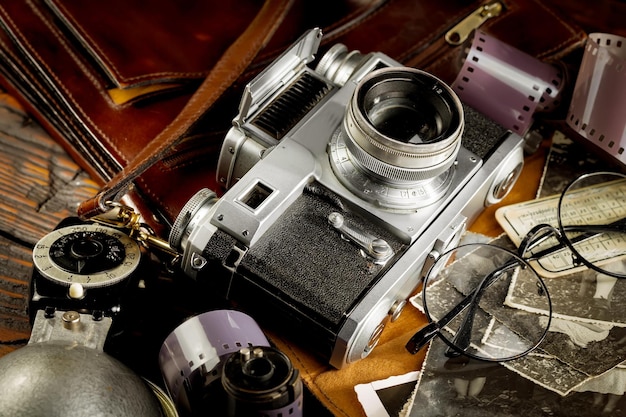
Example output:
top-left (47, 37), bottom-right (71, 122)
top-left (170, 29), bottom-right (524, 368)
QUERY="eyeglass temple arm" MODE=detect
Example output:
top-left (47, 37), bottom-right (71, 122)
top-left (444, 294), bottom-right (481, 358)
top-left (445, 262), bottom-right (517, 357)
top-left (562, 221), bottom-right (626, 235)
top-left (520, 219), bottom-right (626, 261)
top-left (405, 322), bottom-right (440, 354)
top-left (405, 261), bottom-right (517, 355)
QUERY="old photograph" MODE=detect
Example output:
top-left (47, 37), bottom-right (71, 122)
top-left (411, 338), bottom-right (626, 416)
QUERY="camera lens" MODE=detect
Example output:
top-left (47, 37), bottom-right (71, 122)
top-left (347, 68), bottom-right (463, 178)
top-left (330, 67), bottom-right (464, 210)
top-left (361, 76), bottom-right (448, 144)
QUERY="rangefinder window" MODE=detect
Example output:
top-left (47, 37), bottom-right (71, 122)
top-left (239, 181), bottom-right (274, 210)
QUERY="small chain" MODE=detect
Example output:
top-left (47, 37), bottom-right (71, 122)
top-left (92, 202), bottom-right (181, 264)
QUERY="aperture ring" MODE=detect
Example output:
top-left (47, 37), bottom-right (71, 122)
top-left (339, 130), bottom-right (459, 182)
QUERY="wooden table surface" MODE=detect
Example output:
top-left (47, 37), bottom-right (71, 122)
top-left (0, 94), bottom-right (99, 358)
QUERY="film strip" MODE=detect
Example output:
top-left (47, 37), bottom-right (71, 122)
top-left (566, 33), bottom-right (626, 165)
top-left (159, 310), bottom-right (270, 407)
top-left (452, 30), bottom-right (564, 136)
top-left (159, 310), bottom-right (303, 417)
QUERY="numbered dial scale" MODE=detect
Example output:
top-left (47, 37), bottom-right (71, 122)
top-left (33, 223), bottom-right (141, 289)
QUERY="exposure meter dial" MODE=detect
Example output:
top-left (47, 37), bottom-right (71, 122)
top-left (32, 223), bottom-right (141, 289)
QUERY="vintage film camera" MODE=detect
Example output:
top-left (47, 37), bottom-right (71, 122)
top-left (169, 29), bottom-right (525, 368)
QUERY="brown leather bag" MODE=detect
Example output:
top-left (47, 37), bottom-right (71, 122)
top-left (0, 0), bottom-right (585, 228)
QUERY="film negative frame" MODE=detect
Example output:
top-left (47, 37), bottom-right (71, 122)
top-left (452, 30), bottom-right (564, 136)
top-left (567, 33), bottom-right (626, 165)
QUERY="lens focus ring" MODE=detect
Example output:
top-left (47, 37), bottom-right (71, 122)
top-left (342, 129), bottom-right (461, 182)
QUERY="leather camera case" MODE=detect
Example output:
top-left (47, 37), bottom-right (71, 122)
top-left (0, 0), bottom-right (585, 228)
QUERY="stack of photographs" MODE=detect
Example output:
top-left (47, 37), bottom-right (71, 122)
top-left (404, 132), bottom-right (626, 416)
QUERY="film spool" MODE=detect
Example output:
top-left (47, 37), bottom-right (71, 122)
top-left (158, 310), bottom-right (270, 411)
top-left (222, 346), bottom-right (303, 417)
top-left (452, 30), bottom-right (564, 136)
top-left (566, 33), bottom-right (626, 164)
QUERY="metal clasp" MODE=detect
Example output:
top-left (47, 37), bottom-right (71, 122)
top-left (93, 202), bottom-right (181, 262)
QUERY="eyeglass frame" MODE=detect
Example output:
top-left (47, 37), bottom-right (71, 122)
top-left (406, 170), bottom-right (626, 362)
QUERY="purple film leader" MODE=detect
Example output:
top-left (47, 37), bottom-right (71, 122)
top-left (452, 30), bottom-right (564, 136)
top-left (567, 33), bottom-right (626, 165)
top-left (159, 309), bottom-right (269, 409)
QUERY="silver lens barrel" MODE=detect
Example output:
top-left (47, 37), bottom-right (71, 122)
top-left (344, 67), bottom-right (464, 183)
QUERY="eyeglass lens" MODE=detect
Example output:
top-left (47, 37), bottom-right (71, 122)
top-left (419, 243), bottom-right (551, 362)
top-left (555, 172), bottom-right (626, 279)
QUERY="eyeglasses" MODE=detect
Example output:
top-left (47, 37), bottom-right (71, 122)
top-left (406, 171), bottom-right (626, 362)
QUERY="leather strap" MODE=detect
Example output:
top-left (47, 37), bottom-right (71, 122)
top-left (77, 0), bottom-right (294, 219)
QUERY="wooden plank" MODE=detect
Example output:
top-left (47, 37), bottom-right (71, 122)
top-left (0, 91), bottom-right (99, 348)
